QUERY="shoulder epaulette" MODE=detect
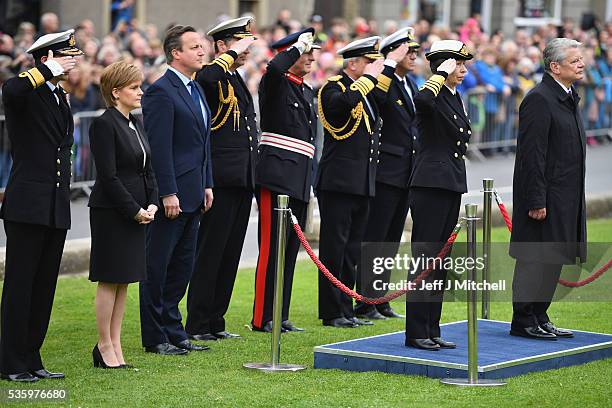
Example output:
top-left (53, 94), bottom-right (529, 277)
top-left (328, 75), bottom-right (342, 82)
top-left (419, 74), bottom-right (445, 97)
top-left (18, 67), bottom-right (46, 88)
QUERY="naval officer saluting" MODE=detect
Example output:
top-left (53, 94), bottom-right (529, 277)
top-left (0, 30), bottom-right (82, 382)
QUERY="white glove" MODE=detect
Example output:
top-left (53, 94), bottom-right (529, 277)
top-left (295, 32), bottom-right (314, 54)
top-left (436, 58), bottom-right (456, 76)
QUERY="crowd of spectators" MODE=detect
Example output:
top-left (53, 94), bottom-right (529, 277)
top-left (2, 8), bottom-right (612, 151)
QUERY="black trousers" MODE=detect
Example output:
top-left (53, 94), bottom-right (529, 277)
top-left (318, 190), bottom-right (370, 320)
top-left (186, 187), bottom-right (253, 334)
top-left (140, 211), bottom-right (199, 347)
top-left (511, 260), bottom-right (563, 329)
top-left (405, 187), bottom-right (461, 340)
top-left (0, 221), bottom-right (67, 374)
top-left (355, 182), bottom-right (410, 315)
top-left (251, 187), bottom-right (307, 330)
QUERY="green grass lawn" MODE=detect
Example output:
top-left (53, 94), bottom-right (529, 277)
top-left (2, 219), bottom-right (612, 407)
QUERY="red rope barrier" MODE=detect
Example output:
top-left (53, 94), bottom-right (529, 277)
top-left (290, 213), bottom-right (462, 305)
top-left (492, 189), bottom-right (610, 288)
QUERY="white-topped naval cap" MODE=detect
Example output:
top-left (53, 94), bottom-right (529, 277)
top-left (337, 36), bottom-right (383, 60)
top-left (207, 16), bottom-right (254, 41)
top-left (27, 29), bottom-right (83, 56)
top-left (380, 27), bottom-right (420, 54)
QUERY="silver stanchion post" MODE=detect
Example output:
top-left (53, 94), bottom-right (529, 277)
top-left (482, 178), bottom-right (494, 319)
top-left (440, 204), bottom-right (506, 387)
top-left (244, 195), bottom-right (306, 372)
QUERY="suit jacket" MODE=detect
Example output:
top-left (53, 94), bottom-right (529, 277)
top-left (410, 75), bottom-right (471, 193)
top-left (142, 68), bottom-right (212, 213)
top-left (196, 50), bottom-right (258, 190)
top-left (256, 47), bottom-right (316, 202)
top-left (376, 74), bottom-right (418, 189)
top-left (316, 66), bottom-right (394, 197)
top-left (88, 107), bottom-right (159, 219)
top-left (510, 73), bottom-right (586, 264)
top-left (0, 63), bottom-right (73, 229)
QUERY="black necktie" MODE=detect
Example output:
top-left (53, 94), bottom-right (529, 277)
top-left (54, 87), bottom-right (70, 128)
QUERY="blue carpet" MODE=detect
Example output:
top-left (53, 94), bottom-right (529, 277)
top-left (314, 320), bottom-right (612, 379)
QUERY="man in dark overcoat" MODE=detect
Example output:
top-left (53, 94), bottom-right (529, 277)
top-left (510, 38), bottom-right (587, 340)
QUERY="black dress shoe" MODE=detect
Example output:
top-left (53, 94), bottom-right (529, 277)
top-left (252, 321), bottom-right (288, 333)
top-left (213, 331), bottom-right (242, 339)
top-left (1, 372), bottom-right (39, 382)
top-left (322, 317), bottom-right (358, 328)
top-left (174, 340), bottom-right (210, 351)
top-left (406, 338), bottom-right (440, 351)
top-left (431, 337), bottom-right (456, 349)
top-left (357, 308), bottom-right (387, 320)
top-left (540, 322), bottom-right (574, 338)
top-left (30, 369), bottom-right (65, 379)
top-left (510, 326), bottom-right (557, 340)
top-left (282, 320), bottom-right (305, 332)
top-left (189, 333), bottom-right (218, 341)
top-left (378, 307), bottom-right (405, 318)
top-left (144, 342), bottom-right (189, 355)
top-left (347, 317), bottom-right (373, 326)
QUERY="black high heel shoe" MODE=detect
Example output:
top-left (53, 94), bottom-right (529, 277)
top-left (92, 344), bottom-right (121, 369)
top-left (119, 364), bottom-right (135, 369)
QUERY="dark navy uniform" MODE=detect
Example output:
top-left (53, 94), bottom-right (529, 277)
top-left (0, 30), bottom-right (82, 379)
top-left (356, 28), bottom-right (420, 319)
top-left (252, 29), bottom-right (318, 331)
top-left (186, 39), bottom-right (258, 337)
top-left (406, 41), bottom-right (473, 348)
top-left (316, 36), bottom-right (394, 325)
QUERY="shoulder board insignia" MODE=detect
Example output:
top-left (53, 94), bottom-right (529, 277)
top-left (328, 75), bottom-right (342, 82)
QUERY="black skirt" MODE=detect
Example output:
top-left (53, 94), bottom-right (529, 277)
top-left (89, 207), bottom-right (146, 283)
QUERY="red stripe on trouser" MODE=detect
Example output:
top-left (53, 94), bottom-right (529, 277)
top-left (253, 188), bottom-right (271, 328)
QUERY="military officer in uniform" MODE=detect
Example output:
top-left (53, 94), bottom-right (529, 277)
top-left (316, 36), bottom-right (409, 328)
top-left (252, 28), bottom-right (319, 333)
top-left (406, 40), bottom-right (473, 350)
top-left (186, 17), bottom-right (257, 341)
top-left (355, 27), bottom-right (421, 321)
top-left (0, 30), bottom-right (82, 382)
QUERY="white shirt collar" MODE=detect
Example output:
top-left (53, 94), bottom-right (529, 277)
top-left (444, 84), bottom-right (456, 95)
top-left (553, 77), bottom-right (572, 94)
top-left (46, 82), bottom-right (57, 92)
top-left (168, 66), bottom-right (192, 87)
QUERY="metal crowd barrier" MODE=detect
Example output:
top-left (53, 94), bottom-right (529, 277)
top-left (464, 84), bottom-right (612, 161)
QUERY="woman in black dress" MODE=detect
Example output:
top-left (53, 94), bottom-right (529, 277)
top-left (89, 61), bottom-right (158, 368)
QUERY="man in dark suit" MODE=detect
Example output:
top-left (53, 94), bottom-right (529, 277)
top-left (355, 27), bottom-right (420, 321)
top-left (186, 17), bottom-right (257, 341)
top-left (140, 25), bottom-right (211, 355)
top-left (406, 40), bottom-right (473, 350)
top-left (316, 36), bottom-right (408, 328)
top-left (0, 30), bottom-right (81, 382)
top-left (251, 28), bottom-right (319, 333)
top-left (509, 38), bottom-right (586, 340)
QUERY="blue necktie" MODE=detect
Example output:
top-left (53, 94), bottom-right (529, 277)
top-left (189, 81), bottom-right (207, 127)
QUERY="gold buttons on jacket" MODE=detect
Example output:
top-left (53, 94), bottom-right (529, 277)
top-left (57, 159), bottom-right (61, 164)
top-left (293, 102), bottom-right (298, 108)
top-left (465, 142), bottom-right (469, 148)
top-left (57, 171), bottom-right (61, 176)
top-left (56, 183), bottom-right (60, 188)
top-left (453, 114), bottom-right (457, 120)
top-left (459, 127), bottom-right (464, 133)
top-left (467, 130), bottom-right (472, 135)
top-left (457, 140), bottom-right (461, 146)
top-left (454, 153), bottom-right (459, 158)
top-left (412, 150), bottom-right (416, 154)
top-left (247, 126), bottom-right (251, 131)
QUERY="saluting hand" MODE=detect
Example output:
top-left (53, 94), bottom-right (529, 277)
top-left (363, 59), bottom-right (385, 77)
top-left (46, 50), bottom-right (77, 75)
top-left (528, 208), bottom-right (547, 221)
top-left (230, 37), bottom-right (256, 55)
top-left (163, 194), bottom-right (182, 219)
top-left (436, 58), bottom-right (456, 77)
top-left (386, 43), bottom-right (410, 63)
top-left (296, 32), bottom-right (314, 53)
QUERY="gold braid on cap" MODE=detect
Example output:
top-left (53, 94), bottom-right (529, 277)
top-left (211, 81), bottom-right (240, 131)
top-left (317, 78), bottom-right (371, 140)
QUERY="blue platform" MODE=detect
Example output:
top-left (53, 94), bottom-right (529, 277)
top-left (314, 320), bottom-right (612, 379)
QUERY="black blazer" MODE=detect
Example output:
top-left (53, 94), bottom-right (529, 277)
top-left (376, 74), bottom-right (418, 189)
top-left (410, 78), bottom-right (471, 193)
top-left (88, 107), bottom-right (158, 219)
top-left (0, 63), bottom-right (73, 229)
